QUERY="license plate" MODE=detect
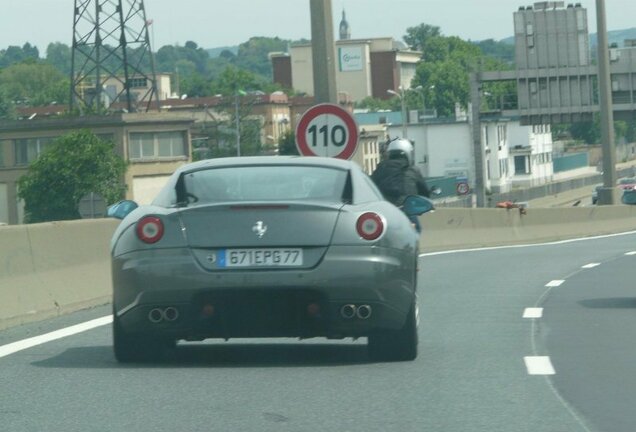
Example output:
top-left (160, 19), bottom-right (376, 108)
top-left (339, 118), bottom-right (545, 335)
top-left (219, 248), bottom-right (303, 267)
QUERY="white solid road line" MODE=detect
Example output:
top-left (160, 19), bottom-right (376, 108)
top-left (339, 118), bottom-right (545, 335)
top-left (524, 356), bottom-right (556, 375)
top-left (523, 308), bottom-right (544, 319)
top-left (625, 251), bottom-right (636, 256)
top-left (545, 280), bottom-right (565, 287)
top-left (0, 315), bottom-right (112, 359)
top-left (419, 230), bottom-right (636, 258)
top-left (581, 263), bottom-right (601, 268)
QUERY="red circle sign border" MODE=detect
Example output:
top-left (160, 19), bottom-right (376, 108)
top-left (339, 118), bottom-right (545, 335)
top-left (295, 103), bottom-right (359, 160)
top-left (456, 182), bottom-right (470, 195)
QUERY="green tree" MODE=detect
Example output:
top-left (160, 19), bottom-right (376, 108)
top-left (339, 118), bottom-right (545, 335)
top-left (413, 59), bottom-right (471, 117)
top-left (277, 129), bottom-right (299, 156)
top-left (411, 32), bottom-right (513, 116)
top-left (403, 24), bottom-right (441, 52)
top-left (17, 130), bottom-right (127, 223)
top-left (475, 39), bottom-right (515, 65)
top-left (233, 36), bottom-right (289, 79)
top-left (569, 115), bottom-right (601, 144)
top-left (0, 89), bottom-right (16, 119)
top-left (355, 96), bottom-right (399, 112)
top-left (211, 65), bottom-right (261, 96)
top-left (0, 43), bottom-right (40, 68)
top-left (0, 62), bottom-right (69, 106)
top-left (45, 42), bottom-right (72, 75)
top-left (614, 120), bottom-right (628, 144)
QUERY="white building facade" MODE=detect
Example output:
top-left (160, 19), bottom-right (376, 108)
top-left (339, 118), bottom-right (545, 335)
top-left (383, 116), bottom-right (554, 194)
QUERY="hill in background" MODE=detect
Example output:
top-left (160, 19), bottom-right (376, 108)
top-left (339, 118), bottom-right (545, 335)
top-left (207, 46), bottom-right (238, 58)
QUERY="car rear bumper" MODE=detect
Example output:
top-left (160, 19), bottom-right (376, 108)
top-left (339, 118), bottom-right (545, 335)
top-left (112, 245), bottom-right (417, 339)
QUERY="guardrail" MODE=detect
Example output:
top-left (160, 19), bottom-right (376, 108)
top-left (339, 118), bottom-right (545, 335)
top-left (2, 207), bottom-right (636, 330)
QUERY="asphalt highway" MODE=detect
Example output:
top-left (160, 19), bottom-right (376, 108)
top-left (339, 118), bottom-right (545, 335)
top-left (2, 232), bottom-right (636, 431)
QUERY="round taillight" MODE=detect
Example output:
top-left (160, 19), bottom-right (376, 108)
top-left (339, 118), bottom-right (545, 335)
top-left (356, 212), bottom-right (384, 241)
top-left (136, 216), bottom-right (164, 244)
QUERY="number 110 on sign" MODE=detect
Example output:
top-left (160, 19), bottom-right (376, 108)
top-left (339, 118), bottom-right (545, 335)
top-left (305, 115), bottom-right (349, 157)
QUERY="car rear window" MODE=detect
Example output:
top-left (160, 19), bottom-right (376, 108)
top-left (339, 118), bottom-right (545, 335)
top-left (182, 165), bottom-right (348, 204)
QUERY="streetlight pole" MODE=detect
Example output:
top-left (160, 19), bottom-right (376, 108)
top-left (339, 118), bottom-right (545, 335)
top-left (235, 91), bottom-right (241, 157)
top-left (387, 87), bottom-right (407, 139)
top-left (234, 89), bottom-right (247, 157)
top-left (596, 0), bottom-right (618, 205)
top-left (415, 85), bottom-right (434, 176)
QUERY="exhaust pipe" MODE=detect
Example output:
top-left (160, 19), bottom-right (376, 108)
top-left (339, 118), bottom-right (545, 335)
top-left (148, 308), bottom-right (164, 323)
top-left (340, 304), bottom-right (357, 319)
top-left (164, 307), bottom-right (179, 322)
top-left (356, 304), bottom-right (372, 319)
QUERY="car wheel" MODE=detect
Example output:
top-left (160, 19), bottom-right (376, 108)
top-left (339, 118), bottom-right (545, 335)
top-left (368, 302), bottom-right (418, 362)
top-left (113, 314), bottom-right (173, 363)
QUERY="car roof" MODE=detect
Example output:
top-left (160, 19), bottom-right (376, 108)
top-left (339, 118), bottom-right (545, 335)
top-left (178, 156), bottom-right (355, 174)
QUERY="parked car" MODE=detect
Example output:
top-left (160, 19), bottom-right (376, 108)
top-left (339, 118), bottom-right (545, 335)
top-left (108, 156), bottom-right (435, 363)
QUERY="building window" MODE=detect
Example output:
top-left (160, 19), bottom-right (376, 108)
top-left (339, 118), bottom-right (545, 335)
top-left (128, 78), bottom-right (148, 88)
top-left (499, 159), bottom-right (508, 177)
top-left (129, 131), bottom-right (186, 160)
top-left (14, 137), bottom-right (54, 166)
top-left (497, 124), bottom-right (507, 144)
top-left (514, 155), bottom-right (530, 175)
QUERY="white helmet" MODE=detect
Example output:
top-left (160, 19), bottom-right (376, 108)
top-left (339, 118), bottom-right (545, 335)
top-left (386, 138), bottom-right (414, 166)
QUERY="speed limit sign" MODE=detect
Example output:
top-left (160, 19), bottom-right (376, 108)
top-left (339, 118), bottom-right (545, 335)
top-left (295, 103), bottom-right (359, 160)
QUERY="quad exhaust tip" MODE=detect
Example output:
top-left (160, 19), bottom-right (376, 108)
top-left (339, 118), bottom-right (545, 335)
top-left (148, 307), bottom-right (180, 323)
top-left (356, 304), bottom-right (372, 319)
top-left (340, 304), bottom-right (372, 320)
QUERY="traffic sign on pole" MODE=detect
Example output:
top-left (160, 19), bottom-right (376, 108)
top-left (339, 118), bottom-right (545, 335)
top-left (295, 103), bottom-right (359, 160)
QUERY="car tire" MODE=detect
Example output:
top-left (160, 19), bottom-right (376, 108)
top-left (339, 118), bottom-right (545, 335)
top-left (367, 302), bottom-right (418, 362)
top-left (113, 314), bottom-right (173, 363)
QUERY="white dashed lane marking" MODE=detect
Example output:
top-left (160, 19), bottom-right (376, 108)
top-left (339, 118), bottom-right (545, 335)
top-left (524, 356), bottom-right (556, 375)
top-left (545, 280), bottom-right (565, 287)
top-left (626, 251), bottom-right (636, 256)
top-left (581, 263), bottom-right (600, 269)
top-left (523, 308), bottom-right (544, 319)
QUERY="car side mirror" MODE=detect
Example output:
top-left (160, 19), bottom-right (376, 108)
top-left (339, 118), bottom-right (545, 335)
top-left (107, 200), bottom-right (138, 220)
top-left (402, 195), bottom-right (435, 216)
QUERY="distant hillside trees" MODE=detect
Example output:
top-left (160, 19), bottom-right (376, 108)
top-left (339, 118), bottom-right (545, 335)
top-left (0, 62), bottom-right (68, 106)
top-left (0, 43), bottom-right (39, 68)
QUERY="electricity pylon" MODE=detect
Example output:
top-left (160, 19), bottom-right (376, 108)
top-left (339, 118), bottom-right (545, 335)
top-left (70, 0), bottom-right (159, 114)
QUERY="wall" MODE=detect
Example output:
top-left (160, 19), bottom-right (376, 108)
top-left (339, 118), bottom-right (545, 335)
top-left (553, 152), bottom-right (589, 172)
top-left (0, 219), bottom-right (119, 330)
top-left (388, 121), bottom-right (472, 180)
top-left (5, 205), bottom-right (636, 330)
top-left (336, 42), bottom-right (373, 101)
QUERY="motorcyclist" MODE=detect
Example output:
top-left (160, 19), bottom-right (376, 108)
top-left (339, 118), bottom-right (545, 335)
top-left (371, 138), bottom-right (430, 231)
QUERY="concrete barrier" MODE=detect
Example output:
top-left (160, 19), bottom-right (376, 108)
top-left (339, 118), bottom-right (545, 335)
top-left (1, 206), bottom-right (636, 330)
top-left (0, 219), bottom-right (119, 330)
top-left (419, 206), bottom-right (636, 252)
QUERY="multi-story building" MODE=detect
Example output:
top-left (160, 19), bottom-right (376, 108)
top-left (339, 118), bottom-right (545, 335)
top-left (485, 2), bottom-right (636, 125)
top-left (0, 113), bottom-right (194, 224)
top-left (271, 35), bottom-right (420, 102)
top-left (271, 10), bottom-right (420, 102)
top-left (356, 110), bottom-right (554, 194)
top-left (102, 73), bottom-right (174, 103)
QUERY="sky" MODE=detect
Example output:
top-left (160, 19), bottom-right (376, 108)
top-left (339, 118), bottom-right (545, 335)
top-left (2, 0), bottom-right (636, 53)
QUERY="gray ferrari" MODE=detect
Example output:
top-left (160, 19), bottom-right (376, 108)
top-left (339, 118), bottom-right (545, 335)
top-left (108, 156), bottom-right (434, 363)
